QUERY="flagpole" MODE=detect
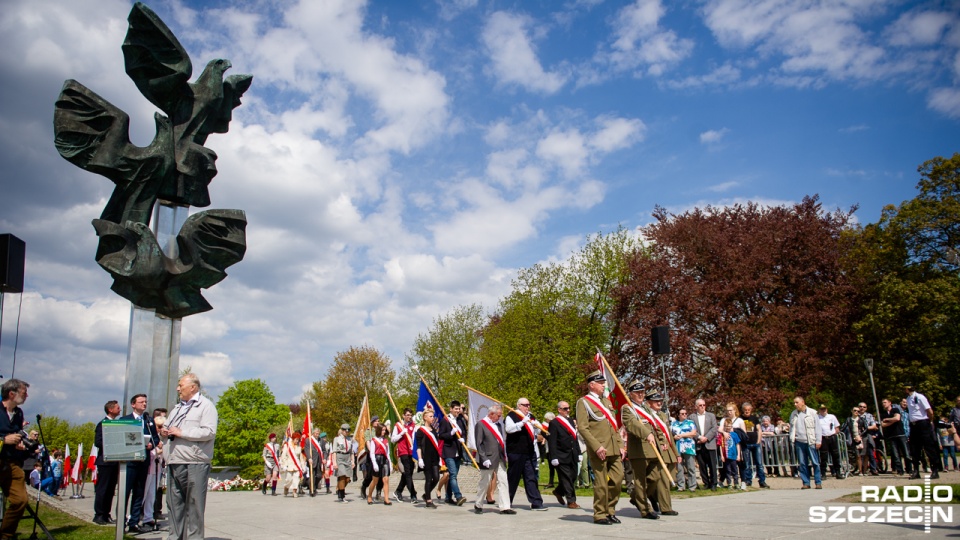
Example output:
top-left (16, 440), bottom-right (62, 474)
top-left (383, 386), bottom-right (413, 449)
top-left (596, 350), bottom-right (673, 483)
top-left (458, 383), bottom-right (550, 436)
top-left (415, 370), bottom-right (480, 470)
top-left (304, 400), bottom-right (315, 496)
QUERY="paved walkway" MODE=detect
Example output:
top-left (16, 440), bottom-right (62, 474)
top-left (36, 479), bottom-right (956, 539)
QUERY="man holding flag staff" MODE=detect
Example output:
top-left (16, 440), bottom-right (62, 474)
top-left (438, 400), bottom-right (468, 506)
top-left (620, 380), bottom-right (660, 519)
top-left (576, 370), bottom-right (624, 525)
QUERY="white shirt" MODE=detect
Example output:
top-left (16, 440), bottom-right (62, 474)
top-left (817, 413), bottom-right (840, 435)
top-left (905, 392), bottom-right (932, 422)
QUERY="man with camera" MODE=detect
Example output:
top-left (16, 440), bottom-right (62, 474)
top-left (0, 379), bottom-right (32, 540)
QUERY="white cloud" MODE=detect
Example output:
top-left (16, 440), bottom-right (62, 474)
top-left (707, 181), bottom-right (739, 193)
top-left (701, 0), bottom-right (892, 83)
top-left (606, 0), bottom-right (694, 76)
top-left (482, 11), bottom-right (567, 94)
top-left (590, 117), bottom-right (646, 152)
top-left (536, 129), bottom-right (589, 178)
top-left (927, 87), bottom-right (960, 118)
top-left (699, 128), bottom-right (730, 144)
top-left (885, 10), bottom-right (954, 47)
top-left (665, 63), bottom-right (742, 89)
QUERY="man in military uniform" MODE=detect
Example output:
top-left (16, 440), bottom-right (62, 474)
top-left (620, 380), bottom-right (659, 519)
top-left (646, 392), bottom-right (678, 516)
top-left (576, 370), bottom-right (624, 525)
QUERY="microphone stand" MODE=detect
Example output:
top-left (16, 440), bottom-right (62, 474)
top-left (28, 414), bottom-right (54, 540)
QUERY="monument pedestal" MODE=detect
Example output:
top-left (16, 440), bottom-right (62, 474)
top-left (123, 203), bottom-right (187, 413)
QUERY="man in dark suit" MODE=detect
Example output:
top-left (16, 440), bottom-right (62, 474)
top-left (122, 394), bottom-right (160, 533)
top-left (473, 404), bottom-right (513, 514)
top-left (691, 398), bottom-right (719, 490)
top-left (437, 400), bottom-right (468, 505)
top-left (547, 400), bottom-right (580, 509)
top-left (93, 400), bottom-right (121, 525)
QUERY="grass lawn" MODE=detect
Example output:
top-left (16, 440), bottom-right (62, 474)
top-left (15, 502), bottom-right (137, 540)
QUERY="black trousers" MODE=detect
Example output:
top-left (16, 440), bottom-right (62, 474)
top-left (422, 463), bottom-right (439, 501)
top-left (909, 420), bottom-right (942, 473)
top-left (819, 435), bottom-right (842, 475)
top-left (125, 461), bottom-right (148, 526)
top-left (887, 435), bottom-right (910, 474)
top-left (506, 452), bottom-right (543, 507)
top-left (554, 459), bottom-right (577, 502)
top-left (696, 444), bottom-right (718, 488)
top-left (93, 462), bottom-right (119, 520)
top-left (396, 455), bottom-right (416, 497)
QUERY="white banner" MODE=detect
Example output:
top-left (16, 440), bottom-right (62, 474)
top-left (466, 388), bottom-right (500, 450)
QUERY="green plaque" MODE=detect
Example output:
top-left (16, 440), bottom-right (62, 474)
top-left (101, 418), bottom-right (147, 462)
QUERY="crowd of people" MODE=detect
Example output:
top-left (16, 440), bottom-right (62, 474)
top-left (256, 375), bottom-right (960, 528)
top-left (1, 371), bottom-right (957, 537)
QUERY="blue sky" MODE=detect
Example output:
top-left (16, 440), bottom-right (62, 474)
top-left (0, 0), bottom-right (958, 423)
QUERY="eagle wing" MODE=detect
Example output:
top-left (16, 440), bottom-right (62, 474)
top-left (122, 1), bottom-right (192, 114)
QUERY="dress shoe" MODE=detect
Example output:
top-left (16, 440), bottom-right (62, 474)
top-left (106, 516), bottom-right (116, 524)
top-left (567, 502), bottom-right (581, 509)
top-left (931, 471), bottom-right (940, 479)
top-left (127, 524), bottom-right (144, 534)
top-left (642, 513), bottom-right (660, 520)
top-left (473, 505), bottom-right (483, 514)
top-left (661, 510), bottom-right (679, 516)
top-left (909, 472), bottom-right (921, 479)
top-left (815, 484), bottom-right (822, 489)
top-left (593, 518), bottom-right (612, 525)
top-left (554, 492), bottom-right (565, 506)
top-left (425, 501), bottom-right (437, 508)
top-left (801, 485), bottom-right (811, 489)
top-left (759, 482), bottom-right (770, 489)
top-left (499, 509), bottom-right (516, 515)
top-left (92, 517), bottom-right (109, 525)
top-left (607, 515), bottom-right (621, 524)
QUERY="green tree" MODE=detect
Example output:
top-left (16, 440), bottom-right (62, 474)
top-left (213, 379), bottom-right (288, 476)
top-left (847, 154), bottom-right (960, 412)
top-left (307, 346), bottom-right (395, 437)
top-left (397, 304), bottom-right (486, 407)
top-left (478, 227), bottom-right (641, 411)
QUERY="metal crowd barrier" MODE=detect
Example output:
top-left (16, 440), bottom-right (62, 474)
top-left (759, 432), bottom-right (853, 478)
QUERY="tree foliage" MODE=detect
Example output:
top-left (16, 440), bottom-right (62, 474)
top-left (846, 153), bottom-right (960, 412)
top-left (478, 227), bottom-right (641, 410)
top-left (397, 304), bottom-right (486, 408)
top-left (212, 379), bottom-right (288, 473)
top-left (611, 196), bottom-right (857, 414)
top-left (307, 346), bottom-right (395, 436)
top-left (33, 416), bottom-right (95, 455)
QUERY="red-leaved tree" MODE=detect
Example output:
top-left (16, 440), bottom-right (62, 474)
top-left (610, 196), bottom-right (857, 416)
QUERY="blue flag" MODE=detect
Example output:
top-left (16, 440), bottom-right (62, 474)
top-left (412, 380), bottom-right (442, 460)
top-left (416, 380), bottom-right (442, 414)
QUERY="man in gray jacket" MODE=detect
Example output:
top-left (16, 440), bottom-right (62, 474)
top-left (691, 399), bottom-right (719, 490)
top-left (159, 373), bottom-right (218, 540)
top-left (473, 405), bottom-right (514, 514)
top-left (789, 396), bottom-right (823, 489)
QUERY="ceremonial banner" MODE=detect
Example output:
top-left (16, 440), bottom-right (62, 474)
top-left (354, 393), bottom-right (371, 456)
top-left (416, 381), bottom-right (441, 415)
top-left (62, 444), bottom-right (71, 488)
top-left (597, 352), bottom-right (629, 428)
top-left (383, 396), bottom-right (399, 429)
top-left (466, 388), bottom-right (500, 450)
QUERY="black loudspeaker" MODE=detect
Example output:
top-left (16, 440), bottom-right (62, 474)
top-left (0, 234), bottom-right (25, 293)
top-left (651, 325), bottom-right (670, 355)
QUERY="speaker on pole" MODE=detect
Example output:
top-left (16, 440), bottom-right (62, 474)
top-left (0, 234), bottom-right (25, 294)
top-left (651, 325), bottom-right (670, 355)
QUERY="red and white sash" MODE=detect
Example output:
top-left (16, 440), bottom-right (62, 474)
top-left (373, 437), bottom-right (389, 456)
top-left (418, 426), bottom-right (441, 455)
top-left (632, 404), bottom-right (671, 442)
top-left (285, 440), bottom-right (304, 477)
top-left (511, 412), bottom-right (537, 441)
top-left (582, 394), bottom-right (618, 431)
top-left (480, 417), bottom-right (506, 455)
top-left (556, 416), bottom-right (577, 439)
top-left (307, 436), bottom-right (324, 462)
top-left (265, 443), bottom-right (280, 466)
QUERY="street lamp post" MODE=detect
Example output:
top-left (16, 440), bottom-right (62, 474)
top-left (864, 358), bottom-right (887, 470)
